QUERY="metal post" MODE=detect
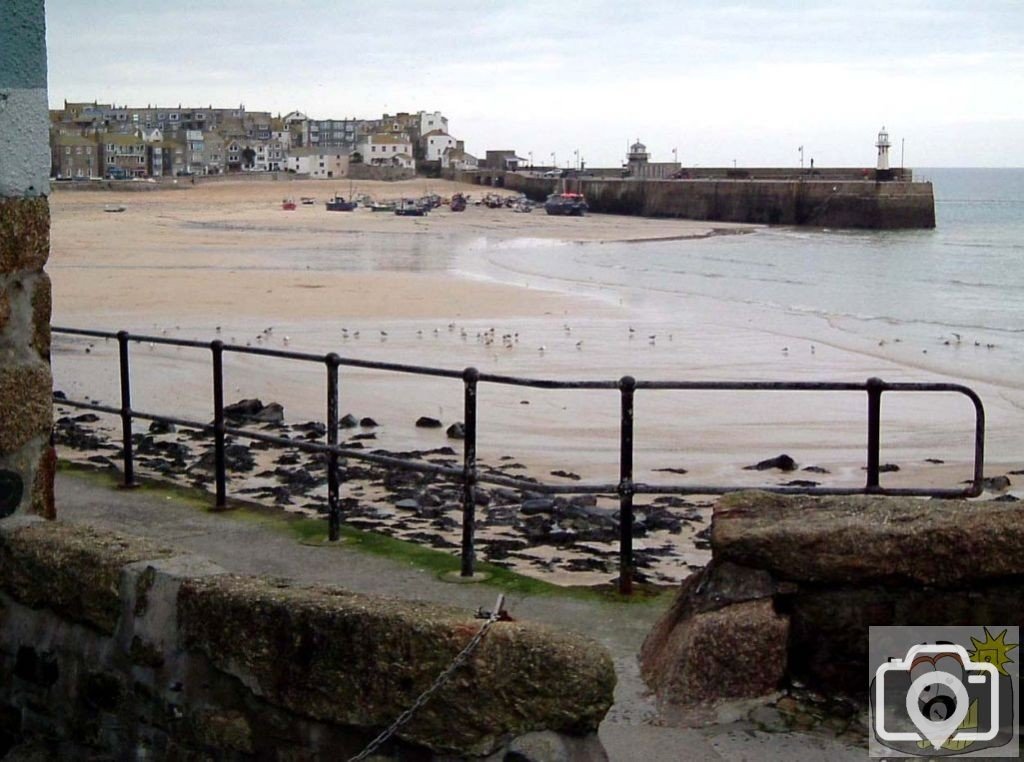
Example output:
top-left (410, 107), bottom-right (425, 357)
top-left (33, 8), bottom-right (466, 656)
top-left (865, 377), bottom-right (884, 492)
top-left (460, 367), bottom-right (479, 577)
top-left (116, 331), bottom-right (135, 488)
top-left (618, 375), bottom-right (636, 595)
top-left (211, 340), bottom-right (227, 508)
top-left (326, 353), bottom-right (341, 541)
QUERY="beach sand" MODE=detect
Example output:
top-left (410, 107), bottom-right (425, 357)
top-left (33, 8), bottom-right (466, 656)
top-left (48, 178), bottom-right (1021, 585)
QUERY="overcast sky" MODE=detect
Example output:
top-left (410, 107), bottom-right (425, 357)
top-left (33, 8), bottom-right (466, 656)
top-left (45, 1), bottom-right (1023, 167)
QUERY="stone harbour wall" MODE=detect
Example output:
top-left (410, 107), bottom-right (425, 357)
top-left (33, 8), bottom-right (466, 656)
top-left (502, 173), bottom-right (936, 230)
top-left (640, 492), bottom-right (1024, 722)
top-left (0, 517), bottom-right (615, 760)
top-left (0, 0), bottom-right (54, 521)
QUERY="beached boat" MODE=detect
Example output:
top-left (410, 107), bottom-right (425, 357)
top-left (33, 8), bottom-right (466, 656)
top-left (450, 193), bottom-right (467, 212)
top-left (369, 202), bottom-right (396, 213)
top-left (395, 199), bottom-right (426, 217)
top-left (325, 195), bottom-right (357, 211)
top-left (544, 192), bottom-right (587, 216)
top-left (300, 197), bottom-right (316, 205)
top-left (512, 199), bottom-right (533, 213)
top-left (281, 199), bottom-right (297, 210)
top-left (103, 204), bottom-right (126, 213)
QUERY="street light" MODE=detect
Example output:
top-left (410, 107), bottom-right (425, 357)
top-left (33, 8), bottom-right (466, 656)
top-left (551, 152), bottom-right (556, 169)
top-left (529, 151), bottom-right (533, 169)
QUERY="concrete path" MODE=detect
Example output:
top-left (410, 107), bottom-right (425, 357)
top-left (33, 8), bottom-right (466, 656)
top-left (53, 470), bottom-right (865, 761)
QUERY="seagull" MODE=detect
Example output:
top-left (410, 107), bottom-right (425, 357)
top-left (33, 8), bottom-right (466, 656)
top-left (575, 340), bottom-right (583, 350)
top-left (538, 345), bottom-right (546, 353)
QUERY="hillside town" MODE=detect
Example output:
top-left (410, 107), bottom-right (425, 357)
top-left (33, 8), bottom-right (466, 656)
top-left (49, 101), bottom-right (489, 180)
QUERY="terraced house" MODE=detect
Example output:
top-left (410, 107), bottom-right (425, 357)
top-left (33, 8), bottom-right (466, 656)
top-left (51, 134), bottom-right (99, 179)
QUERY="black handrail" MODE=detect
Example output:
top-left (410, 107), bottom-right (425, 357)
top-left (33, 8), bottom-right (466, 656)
top-left (52, 326), bottom-right (987, 594)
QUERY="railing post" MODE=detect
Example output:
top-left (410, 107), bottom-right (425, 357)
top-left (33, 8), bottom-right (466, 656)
top-left (116, 330), bottom-right (135, 488)
top-left (460, 367), bottom-right (480, 577)
top-left (865, 377), bottom-right (884, 492)
top-left (326, 353), bottom-right (341, 542)
top-left (211, 340), bottom-right (227, 508)
top-left (618, 375), bottom-right (636, 595)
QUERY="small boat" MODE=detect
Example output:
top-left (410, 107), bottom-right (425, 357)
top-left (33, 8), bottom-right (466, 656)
top-left (395, 199), bottom-right (426, 217)
top-left (281, 198), bottom-right (297, 211)
top-left (300, 197), bottom-right (316, 205)
top-left (450, 193), bottom-right (467, 212)
top-left (483, 193), bottom-right (504, 209)
top-left (369, 202), bottom-right (396, 213)
top-left (544, 192), bottom-right (587, 216)
top-left (512, 199), bottom-right (533, 213)
top-left (325, 195), bottom-right (357, 211)
top-left (103, 204), bottom-right (126, 213)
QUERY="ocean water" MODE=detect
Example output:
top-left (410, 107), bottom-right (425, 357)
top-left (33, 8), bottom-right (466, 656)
top-left (466, 168), bottom-right (1024, 391)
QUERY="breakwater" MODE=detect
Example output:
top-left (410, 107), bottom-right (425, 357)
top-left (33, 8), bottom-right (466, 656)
top-left (458, 170), bottom-right (936, 229)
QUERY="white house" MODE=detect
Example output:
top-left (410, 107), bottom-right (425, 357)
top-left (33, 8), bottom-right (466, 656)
top-left (286, 147), bottom-right (347, 178)
top-left (356, 133), bottom-right (415, 168)
top-left (423, 130), bottom-right (457, 162)
top-left (419, 110), bottom-right (447, 137)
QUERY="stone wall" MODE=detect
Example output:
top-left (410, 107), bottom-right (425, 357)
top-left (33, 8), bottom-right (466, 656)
top-left (0, 0), bottom-right (54, 520)
top-left (640, 492), bottom-right (1024, 720)
top-left (347, 164), bottom-right (416, 182)
top-left (502, 174), bottom-right (936, 229)
top-left (0, 517), bottom-right (615, 759)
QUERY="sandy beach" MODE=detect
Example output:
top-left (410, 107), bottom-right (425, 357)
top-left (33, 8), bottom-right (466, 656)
top-left (47, 178), bottom-right (1022, 585)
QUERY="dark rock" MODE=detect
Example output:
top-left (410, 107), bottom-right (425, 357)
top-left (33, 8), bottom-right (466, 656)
top-left (352, 433), bottom-right (376, 441)
top-left (653, 467), bottom-right (688, 475)
top-left (562, 558), bottom-right (609, 573)
top-left (293, 421), bottom-right (327, 438)
top-left (446, 422), bottom-right (465, 440)
top-left (521, 498), bottom-right (555, 515)
top-left (394, 498), bottom-right (419, 511)
top-left (53, 390), bottom-right (67, 400)
top-left (744, 454), bottom-right (797, 472)
top-left (925, 458), bottom-right (945, 464)
top-left (339, 414), bottom-right (358, 428)
top-left (991, 494), bottom-right (1020, 502)
top-left (223, 398), bottom-right (284, 424)
top-left (781, 480), bottom-right (819, 488)
top-left (982, 475), bottom-right (1012, 492)
top-left (415, 416), bottom-right (443, 428)
top-left (148, 420), bottom-right (176, 435)
top-left (359, 417), bottom-right (378, 428)
top-left (73, 413), bottom-right (101, 423)
top-left (802, 465), bottom-right (830, 474)
top-left (550, 470), bottom-right (581, 481)
top-left (275, 452), bottom-right (301, 466)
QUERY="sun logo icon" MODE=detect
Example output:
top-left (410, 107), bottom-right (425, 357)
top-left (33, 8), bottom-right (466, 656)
top-left (968, 627), bottom-right (1017, 676)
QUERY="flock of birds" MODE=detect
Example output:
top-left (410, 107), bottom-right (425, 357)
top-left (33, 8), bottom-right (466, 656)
top-left (75, 323), bottom-right (1001, 362)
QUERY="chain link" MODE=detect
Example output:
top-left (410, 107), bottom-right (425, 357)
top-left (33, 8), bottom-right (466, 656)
top-left (348, 595), bottom-right (506, 762)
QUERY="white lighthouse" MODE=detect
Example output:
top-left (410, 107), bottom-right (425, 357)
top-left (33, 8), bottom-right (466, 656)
top-left (876, 126), bottom-right (891, 171)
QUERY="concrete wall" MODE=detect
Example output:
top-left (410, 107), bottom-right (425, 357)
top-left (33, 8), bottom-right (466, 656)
top-left (0, 518), bottom-right (614, 759)
top-left (0, 0), bottom-right (54, 520)
top-left (504, 174), bottom-right (936, 230)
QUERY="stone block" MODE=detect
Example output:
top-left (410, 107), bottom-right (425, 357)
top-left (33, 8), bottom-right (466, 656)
top-left (640, 597), bottom-right (789, 711)
top-left (713, 491), bottom-right (1024, 586)
top-left (30, 272), bottom-right (49, 359)
top-left (30, 444), bottom-right (54, 519)
top-left (0, 197), bottom-right (49, 273)
top-left (0, 363), bottom-right (52, 454)
top-left (179, 575), bottom-right (616, 756)
top-left (0, 288), bottom-right (10, 334)
top-left (0, 521), bottom-right (174, 634)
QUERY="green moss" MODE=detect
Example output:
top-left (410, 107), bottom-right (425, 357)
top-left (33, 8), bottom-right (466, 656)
top-left (57, 461), bottom-right (670, 606)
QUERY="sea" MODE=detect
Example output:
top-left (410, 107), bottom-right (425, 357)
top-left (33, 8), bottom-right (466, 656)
top-left (461, 168), bottom-right (1024, 392)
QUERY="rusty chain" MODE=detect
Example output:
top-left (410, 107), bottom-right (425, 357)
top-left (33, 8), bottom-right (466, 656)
top-left (347, 594), bottom-right (506, 762)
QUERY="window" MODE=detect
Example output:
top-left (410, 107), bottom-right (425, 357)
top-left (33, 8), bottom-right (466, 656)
top-left (65, 147), bottom-right (71, 154)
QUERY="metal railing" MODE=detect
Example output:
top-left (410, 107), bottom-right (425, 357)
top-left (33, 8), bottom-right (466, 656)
top-left (52, 326), bottom-right (986, 594)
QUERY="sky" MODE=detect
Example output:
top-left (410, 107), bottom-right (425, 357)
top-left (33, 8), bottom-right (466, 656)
top-left (44, 1), bottom-right (1024, 167)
